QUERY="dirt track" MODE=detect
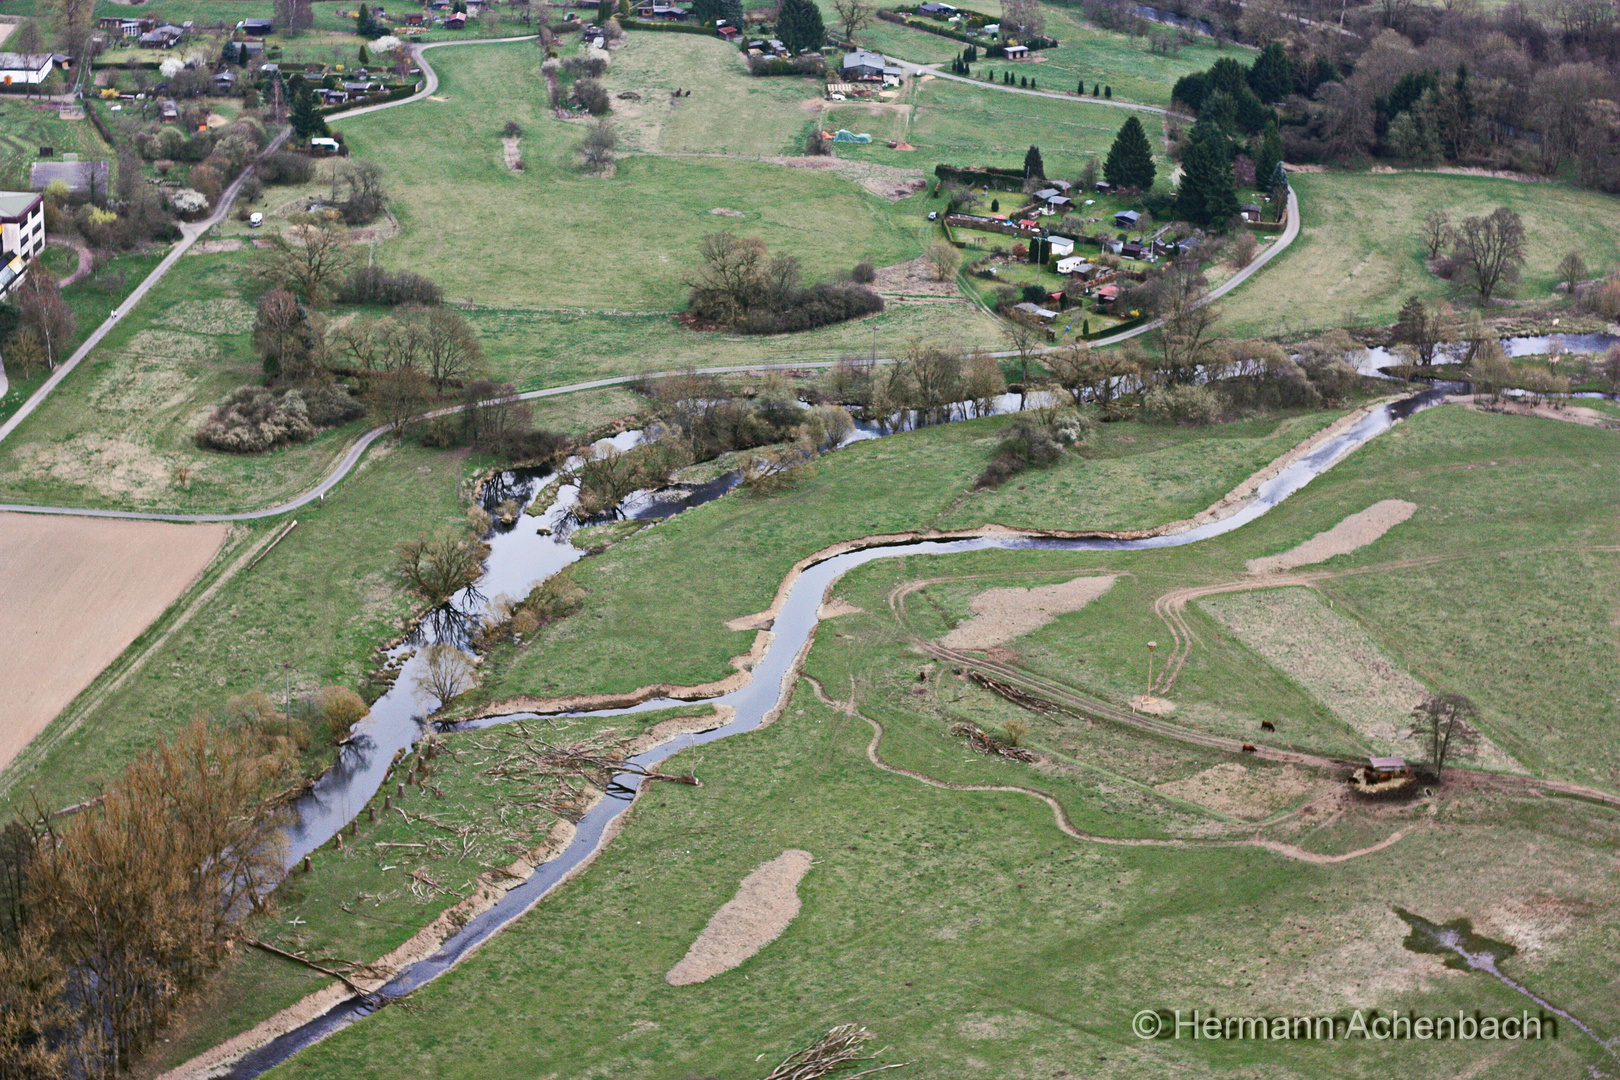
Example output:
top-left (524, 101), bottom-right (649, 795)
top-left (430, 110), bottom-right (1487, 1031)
top-left (0, 512), bottom-right (229, 771)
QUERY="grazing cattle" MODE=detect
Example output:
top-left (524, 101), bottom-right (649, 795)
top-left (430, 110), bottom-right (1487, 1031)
top-left (1260, 720), bottom-right (1276, 732)
top-left (1241, 744), bottom-right (1257, 754)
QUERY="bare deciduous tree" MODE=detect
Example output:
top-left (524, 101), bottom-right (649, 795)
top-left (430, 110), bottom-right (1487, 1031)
top-left (415, 306), bottom-right (485, 393)
top-left (258, 225), bottom-right (357, 307)
top-left (1420, 208), bottom-right (1452, 259)
top-left (924, 240), bottom-right (961, 282)
top-left (1410, 693), bottom-right (1481, 781)
top-left (414, 643), bottom-right (477, 708)
top-left (579, 117), bottom-right (617, 173)
top-left (1451, 206), bottom-right (1526, 302)
top-left (1391, 295), bottom-right (1450, 366)
top-left (1556, 250), bottom-right (1588, 295)
top-left (396, 529), bottom-right (489, 605)
top-left (830, 0), bottom-right (872, 41)
top-left (15, 265), bottom-right (75, 367)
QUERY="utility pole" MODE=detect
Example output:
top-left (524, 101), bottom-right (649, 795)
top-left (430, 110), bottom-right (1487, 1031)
top-left (1144, 641), bottom-right (1157, 703)
top-left (284, 661), bottom-right (293, 720)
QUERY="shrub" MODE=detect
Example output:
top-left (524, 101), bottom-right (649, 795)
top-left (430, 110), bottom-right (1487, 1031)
top-left (340, 265), bottom-right (444, 306)
top-left (195, 387), bottom-right (317, 452)
top-left (301, 382), bottom-right (366, 426)
top-left (1143, 383), bottom-right (1222, 425)
top-left (259, 151), bottom-right (316, 186)
top-left (976, 414), bottom-right (1067, 487)
top-left (851, 261), bottom-right (876, 284)
top-left (731, 283), bottom-right (884, 334)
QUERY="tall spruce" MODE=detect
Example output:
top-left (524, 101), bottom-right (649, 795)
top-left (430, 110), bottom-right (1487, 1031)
top-left (1104, 115), bottom-right (1155, 191)
top-left (1023, 144), bottom-right (1044, 178)
top-left (1247, 40), bottom-right (1293, 102)
top-left (776, 0), bottom-right (825, 54)
top-left (1252, 119), bottom-right (1283, 192)
top-left (1175, 133), bottom-right (1240, 227)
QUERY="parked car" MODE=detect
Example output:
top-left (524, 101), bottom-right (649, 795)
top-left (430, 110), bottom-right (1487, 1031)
top-left (927, 211), bottom-right (938, 221)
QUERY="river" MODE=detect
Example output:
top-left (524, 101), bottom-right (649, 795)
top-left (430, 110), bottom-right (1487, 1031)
top-left (229, 387), bottom-right (1448, 1077)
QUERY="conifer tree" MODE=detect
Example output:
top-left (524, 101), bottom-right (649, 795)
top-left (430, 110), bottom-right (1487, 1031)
top-left (1103, 115), bottom-right (1155, 191)
top-left (776, 0), bottom-right (825, 54)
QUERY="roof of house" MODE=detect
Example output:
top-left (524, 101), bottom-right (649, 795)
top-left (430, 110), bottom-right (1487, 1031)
top-left (1369, 756), bottom-right (1407, 770)
top-left (1097, 284), bottom-right (1120, 298)
top-left (1004, 44), bottom-right (1028, 53)
top-left (842, 48), bottom-right (887, 68)
top-left (1034, 187), bottom-right (1059, 200)
top-left (0, 53), bottom-right (53, 71)
top-left (1114, 209), bottom-right (1140, 222)
top-left (1242, 203), bottom-right (1262, 212)
top-left (0, 191), bottom-right (40, 220)
top-left (1013, 301), bottom-right (1058, 318)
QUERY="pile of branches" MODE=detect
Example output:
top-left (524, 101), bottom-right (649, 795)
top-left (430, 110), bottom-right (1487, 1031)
top-left (760, 1023), bottom-right (906, 1080)
top-left (947, 721), bottom-right (1037, 762)
top-left (473, 722), bottom-right (698, 800)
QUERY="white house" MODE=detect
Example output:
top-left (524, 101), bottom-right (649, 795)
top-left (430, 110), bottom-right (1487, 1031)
top-left (0, 191), bottom-right (46, 299)
top-left (0, 53), bottom-right (56, 85)
top-left (1047, 236), bottom-right (1075, 258)
top-left (1055, 255), bottom-right (1086, 275)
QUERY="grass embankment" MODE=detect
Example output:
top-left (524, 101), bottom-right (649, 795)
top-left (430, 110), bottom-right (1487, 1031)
top-left (465, 408), bottom-right (1347, 706)
top-left (0, 441), bottom-right (477, 817)
top-left (1218, 171), bottom-right (1620, 339)
top-left (265, 405), bottom-right (1620, 1080)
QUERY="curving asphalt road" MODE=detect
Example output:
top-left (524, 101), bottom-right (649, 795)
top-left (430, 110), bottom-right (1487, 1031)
top-left (0, 35), bottom-right (1302, 524)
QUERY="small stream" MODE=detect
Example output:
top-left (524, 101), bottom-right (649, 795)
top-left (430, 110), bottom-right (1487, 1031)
top-left (229, 387), bottom-right (1447, 1077)
top-left (1356, 332), bottom-right (1620, 377)
top-left (1396, 908), bottom-right (1616, 1055)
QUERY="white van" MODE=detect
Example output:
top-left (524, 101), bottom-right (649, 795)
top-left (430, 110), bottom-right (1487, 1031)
top-left (249, 212), bottom-right (264, 228)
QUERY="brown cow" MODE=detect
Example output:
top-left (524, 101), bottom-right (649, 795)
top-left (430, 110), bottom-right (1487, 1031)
top-left (1241, 744), bottom-right (1257, 753)
top-left (1260, 720), bottom-right (1276, 732)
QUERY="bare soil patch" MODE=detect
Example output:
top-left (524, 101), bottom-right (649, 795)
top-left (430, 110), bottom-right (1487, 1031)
top-left (665, 849), bottom-right (812, 986)
top-left (941, 575), bottom-right (1116, 651)
top-left (1157, 762), bottom-right (1317, 820)
top-left (0, 513), bottom-right (229, 771)
top-left (1457, 395), bottom-right (1620, 430)
top-left (501, 136), bottom-right (521, 171)
top-left (872, 256), bottom-right (960, 297)
top-left (709, 207), bottom-right (746, 217)
top-left (761, 154), bottom-right (926, 199)
top-left (1246, 499), bottom-right (1416, 574)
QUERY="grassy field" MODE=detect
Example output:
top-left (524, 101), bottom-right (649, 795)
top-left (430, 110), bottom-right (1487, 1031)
top-left (1218, 171), bottom-right (1620, 339)
top-left (0, 250), bottom-right (384, 513)
top-left (334, 37), bottom-right (919, 311)
top-left (245, 403), bottom-right (1620, 1080)
top-left (828, 75), bottom-right (1169, 184)
top-left (458, 408), bottom-right (1349, 708)
top-left (831, 0), bottom-right (1246, 107)
top-left (0, 440), bottom-right (479, 816)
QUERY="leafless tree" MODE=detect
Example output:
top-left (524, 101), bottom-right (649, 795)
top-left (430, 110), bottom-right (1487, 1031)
top-left (367, 368), bottom-right (433, 435)
top-left (579, 117), bottom-right (617, 173)
top-left (258, 225), bottom-right (357, 307)
top-left (414, 643), bottom-right (477, 709)
top-left (252, 289), bottom-right (319, 380)
top-left (1451, 206), bottom-right (1526, 302)
top-left (1000, 0), bottom-right (1044, 37)
top-left (830, 0), bottom-right (872, 41)
top-left (685, 230), bottom-right (769, 324)
top-left (414, 306), bottom-right (485, 393)
top-left (396, 529), bottom-right (489, 605)
top-left (1556, 251), bottom-right (1587, 295)
top-left (1420, 209), bottom-right (1452, 259)
top-left (1410, 694), bottom-right (1481, 781)
top-left (963, 350), bottom-right (1005, 416)
top-left (15, 266), bottom-right (75, 368)
top-left (1391, 295), bottom-right (1449, 366)
top-left (924, 240), bottom-right (961, 282)
top-left (1156, 292), bottom-right (1222, 385)
top-left (1001, 310), bottom-right (1043, 403)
